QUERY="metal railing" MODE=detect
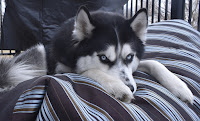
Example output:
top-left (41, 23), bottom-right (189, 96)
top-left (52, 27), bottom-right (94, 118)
top-left (123, 0), bottom-right (200, 31)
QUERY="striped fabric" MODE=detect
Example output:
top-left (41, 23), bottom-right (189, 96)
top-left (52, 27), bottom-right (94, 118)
top-left (7, 20), bottom-right (200, 120)
top-left (13, 85), bottom-right (46, 114)
top-left (36, 94), bottom-right (59, 121)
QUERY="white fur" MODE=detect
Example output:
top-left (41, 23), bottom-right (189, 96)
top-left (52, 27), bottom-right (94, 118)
top-left (131, 57), bottom-right (140, 72)
top-left (76, 46), bottom-right (117, 73)
top-left (121, 44), bottom-right (134, 58)
top-left (37, 44), bottom-right (46, 56)
top-left (8, 61), bottom-right (46, 86)
top-left (130, 12), bottom-right (147, 44)
top-left (81, 69), bottom-right (134, 103)
top-left (138, 60), bottom-right (194, 104)
top-left (76, 52), bottom-right (109, 73)
top-left (11, 44), bottom-right (47, 85)
top-left (0, 44), bottom-right (47, 91)
top-left (35, 44), bottom-right (47, 70)
top-left (114, 28), bottom-right (121, 56)
top-left (108, 61), bottom-right (137, 94)
top-left (121, 44), bottom-right (140, 73)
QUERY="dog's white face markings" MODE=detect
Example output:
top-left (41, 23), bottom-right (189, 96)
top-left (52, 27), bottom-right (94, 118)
top-left (76, 52), bottom-right (109, 73)
top-left (121, 44), bottom-right (140, 72)
top-left (99, 45), bottom-right (116, 62)
top-left (121, 44), bottom-right (133, 59)
top-left (76, 43), bottom-right (139, 93)
top-left (114, 27), bottom-right (121, 57)
top-left (76, 46), bottom-right (116, 73)
top-left (110, 44), bottom-right (139, 93)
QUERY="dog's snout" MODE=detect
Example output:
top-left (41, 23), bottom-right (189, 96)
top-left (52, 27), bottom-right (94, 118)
top-left (119, 69), bottom-right (136, 93)
top-left (127, 84), bottom-right (134, 92)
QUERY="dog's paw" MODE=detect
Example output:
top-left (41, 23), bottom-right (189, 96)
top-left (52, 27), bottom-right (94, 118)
top-left (81, 69), bottom-right (134, 103)
top-left (104, 82), bottom-right (134, 103)
top-left (168, 80), bottom-right (194, 104)
top-left (139, 60), bottom-right (194, 104)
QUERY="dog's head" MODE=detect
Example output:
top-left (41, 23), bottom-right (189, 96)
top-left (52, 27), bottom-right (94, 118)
top-left (72, 7), bottom-right (147, 93)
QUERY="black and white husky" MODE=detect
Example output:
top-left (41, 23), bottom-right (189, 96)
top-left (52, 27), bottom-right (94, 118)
top-left (0, 7), bottom-right (193, 103)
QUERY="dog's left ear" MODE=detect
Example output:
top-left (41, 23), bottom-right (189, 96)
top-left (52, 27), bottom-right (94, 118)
top-left (72, 6), bottom-right (95, 41)
top-left (129, 8), bottom-right (148, 44)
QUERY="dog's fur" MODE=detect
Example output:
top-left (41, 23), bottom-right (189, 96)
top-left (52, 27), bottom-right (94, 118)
top-left (0, 44), bottom-right (46, 92)
top-left (0, 7), bottom-right (194, 103)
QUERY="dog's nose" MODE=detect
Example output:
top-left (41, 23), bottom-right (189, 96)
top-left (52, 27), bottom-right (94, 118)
top-left (125, 78), bottom-right (129, 82)
top-left (127, 84), bottom-right (134, 92)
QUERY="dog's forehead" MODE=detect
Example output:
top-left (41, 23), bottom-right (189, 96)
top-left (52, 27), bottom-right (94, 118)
top-left (121, 44), bottom-right (135, 57)
top-left (92, 24), bottom-right (132, 47)
top-left (91, 12), bottom-right (131, 43)
top-left (94, 25), bottom-right (135, 48)
top-left (95, 27), bottom-right (136, 59)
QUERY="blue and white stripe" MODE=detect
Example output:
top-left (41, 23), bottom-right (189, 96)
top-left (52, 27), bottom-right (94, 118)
top-left (14, 85), bottom-right (46, 113)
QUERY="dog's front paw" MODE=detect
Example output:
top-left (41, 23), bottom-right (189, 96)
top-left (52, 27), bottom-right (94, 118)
top-left (104, 82), bottom-right (134, 103)
top-left (139, 60), bottom-right (194, 104)
top-left (81, 69), bottom-right (134, 103)
top-left (168, 81), bottom-right (194, 104)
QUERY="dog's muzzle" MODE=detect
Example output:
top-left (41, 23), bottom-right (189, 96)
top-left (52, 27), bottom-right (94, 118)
top-left (120, 70), bottom-right (137, 94)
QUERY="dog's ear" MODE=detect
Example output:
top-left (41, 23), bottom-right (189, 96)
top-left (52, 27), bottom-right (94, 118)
top-left (129, 8), bottom-right (147, 44)
top-left (72, 6), bottom-right (95, 42)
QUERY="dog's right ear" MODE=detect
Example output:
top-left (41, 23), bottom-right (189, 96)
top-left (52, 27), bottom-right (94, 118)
top-left (129, 8), bottom-right (148, 44)
top-left (72, 6), bottom-right (95, 42)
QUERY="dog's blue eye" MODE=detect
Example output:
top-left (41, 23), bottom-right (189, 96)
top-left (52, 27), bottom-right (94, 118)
top-left (97, 54), bottom-right (114, 66)
top-left (98, 54), bottom-right (110, 63)
top-left (100, 55), bottom-right (107, 61)
top-left (126, 54), bottom-right (133, 61)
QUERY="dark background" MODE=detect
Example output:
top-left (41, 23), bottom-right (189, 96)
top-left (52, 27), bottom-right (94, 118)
top-left (1, 0), bottom-right (128, 50)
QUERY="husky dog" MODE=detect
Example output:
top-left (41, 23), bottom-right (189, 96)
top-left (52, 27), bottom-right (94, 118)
top-left (0, 7), bottom-right (193, 104)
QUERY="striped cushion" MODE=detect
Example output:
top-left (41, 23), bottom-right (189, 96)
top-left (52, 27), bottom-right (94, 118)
top-left (0, 20), bottom-right (199, 120)
top-left (133, 19), bottom-right (200, 120)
